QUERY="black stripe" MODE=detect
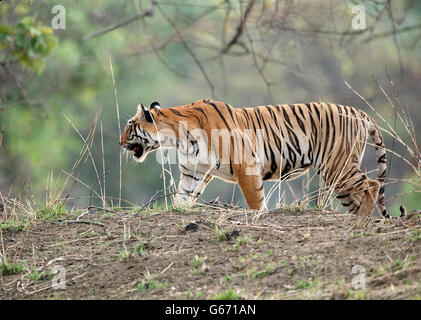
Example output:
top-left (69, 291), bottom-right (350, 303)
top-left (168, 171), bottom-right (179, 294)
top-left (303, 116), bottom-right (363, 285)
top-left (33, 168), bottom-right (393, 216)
top-left (185, 110), bottom-right (204, 127)
top-left (169, 108), bottom-right (190, 117)
top-left (336, 193), bottom-right (349, 199)
top-left (286, 143), bottom-right (297, 167)
top-left (291, 104), bottom-right (306, 133)
top-left (351, 202), bottom-right (362, 214)
top-left (313, 103), bottom-right (321, 121)
top-left (282, 106), bottom-right (293, 127)
top-left (182, 173), bottom-right (201, 181)
top-left (182, 187), bottom-right (193, 195)
top-left (206, 101), bottom-right (231, 130)
top-left (225, 104), bottom-right (236, 123)
top-left (242, 108), bottom-right (250, 122)
top-left (328, 104), bottom-right (336, 157)
top-left (193, 107), bottom-right (207, 117)
top-left (281, 161), bottom-right (291, 178)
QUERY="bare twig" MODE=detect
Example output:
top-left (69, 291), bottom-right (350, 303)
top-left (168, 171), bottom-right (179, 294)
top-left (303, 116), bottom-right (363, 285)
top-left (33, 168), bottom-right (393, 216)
top-left (156, 3), bottom-right (216, 98)
top-left (108, 56), bottom-right (122, 208)
top-left (59, 220), bottom-right (106, 228)
top-left (84, 3), bottom-right (155, 40)
top-left (221, 0), bottom-right (256, 55)
top-left (63, 112), bottom-right (104, 203)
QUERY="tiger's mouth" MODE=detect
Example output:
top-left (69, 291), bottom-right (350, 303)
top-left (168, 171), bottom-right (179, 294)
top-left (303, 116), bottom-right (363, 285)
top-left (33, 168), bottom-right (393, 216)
top-left (125, 142), bottom-right (144, 159)
top-left (131, 143), bottom-right (144, 158)
top-left (123, 137), bottom-right (160, 163)
top-left (130, 143), bottom-right (144, 158)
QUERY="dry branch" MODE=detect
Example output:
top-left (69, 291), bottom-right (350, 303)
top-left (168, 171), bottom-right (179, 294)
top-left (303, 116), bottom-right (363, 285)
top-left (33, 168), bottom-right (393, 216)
top-left (84, 3), bottom-right (155, 40)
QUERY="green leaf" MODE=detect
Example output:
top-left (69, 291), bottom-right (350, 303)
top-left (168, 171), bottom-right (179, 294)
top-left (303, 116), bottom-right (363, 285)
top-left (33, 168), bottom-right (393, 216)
top-left (0, 33), bottom-right (11, 47)
top-left (0, 24), bottom-right (14, 34)
top-left (33, 57), bottom-right (45, 74)
top-left (14, 33), bottom-right (26, 49)
top-left (34, 36), bottom-right (48, 55)
top-left (40, 26), bottom-right (53, 35)
top-left (20, 16), bottom-right (35, 27)
top-left (28, 26), bottom-right (41, 36)
top-left (44, 35), bottom-right (58, 52)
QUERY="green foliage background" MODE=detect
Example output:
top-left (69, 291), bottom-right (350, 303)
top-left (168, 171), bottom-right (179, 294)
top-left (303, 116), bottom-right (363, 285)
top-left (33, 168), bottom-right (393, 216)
top-left (0, 0), bottom-right (420, 212)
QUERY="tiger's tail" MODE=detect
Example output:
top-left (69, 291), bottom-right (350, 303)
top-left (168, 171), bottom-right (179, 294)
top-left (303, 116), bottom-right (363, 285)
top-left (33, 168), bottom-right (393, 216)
top-left (368, 119), bottom-right (405, 218)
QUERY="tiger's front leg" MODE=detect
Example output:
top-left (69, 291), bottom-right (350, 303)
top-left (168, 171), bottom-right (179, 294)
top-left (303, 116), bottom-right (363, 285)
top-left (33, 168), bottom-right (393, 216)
top-left (173, 168), bottom-right (213, 208)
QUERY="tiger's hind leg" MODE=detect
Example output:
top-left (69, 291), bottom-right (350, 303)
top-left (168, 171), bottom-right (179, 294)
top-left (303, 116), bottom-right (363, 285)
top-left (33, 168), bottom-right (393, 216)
top-left (327, 165), bottom-right (380, 216)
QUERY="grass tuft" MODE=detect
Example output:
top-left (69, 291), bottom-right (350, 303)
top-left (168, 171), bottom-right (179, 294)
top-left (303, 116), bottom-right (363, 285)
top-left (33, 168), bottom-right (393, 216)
top-left (212, 288), bottom-right (241, 300)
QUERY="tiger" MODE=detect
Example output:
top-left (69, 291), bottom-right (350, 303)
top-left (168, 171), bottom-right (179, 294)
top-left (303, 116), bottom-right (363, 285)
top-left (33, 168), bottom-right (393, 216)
top-left (119, 98), bottom-right (403, 218)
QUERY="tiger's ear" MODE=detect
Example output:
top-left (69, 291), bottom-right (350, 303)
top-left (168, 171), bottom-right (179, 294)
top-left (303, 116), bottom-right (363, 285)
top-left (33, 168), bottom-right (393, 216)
top-left (137, 103), bottom-right (154, 123)
top-left (137, 103), bottom-right (146, 113)
top-left (144, 109), bottom-right (153, 123)
top-left (150, 101), bottom-right (160, 110)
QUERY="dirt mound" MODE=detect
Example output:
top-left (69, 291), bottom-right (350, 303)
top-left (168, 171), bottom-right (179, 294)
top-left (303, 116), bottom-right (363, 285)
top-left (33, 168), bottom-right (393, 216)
top-left (1, 208), bottom-right (420, 299)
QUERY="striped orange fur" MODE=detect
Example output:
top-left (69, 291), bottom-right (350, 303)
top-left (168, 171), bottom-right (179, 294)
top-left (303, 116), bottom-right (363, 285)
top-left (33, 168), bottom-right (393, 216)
top-left (120, 99), bottom-right (398, 217)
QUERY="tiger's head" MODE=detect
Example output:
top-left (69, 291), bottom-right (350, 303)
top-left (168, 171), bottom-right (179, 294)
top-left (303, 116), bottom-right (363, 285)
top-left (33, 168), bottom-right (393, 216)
top-left (119, 101), bottom-right (163, 163)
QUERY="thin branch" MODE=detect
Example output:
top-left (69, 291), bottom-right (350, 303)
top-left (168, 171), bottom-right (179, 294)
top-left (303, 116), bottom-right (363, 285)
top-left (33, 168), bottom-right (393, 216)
top-left (156, 3), bottom-right (216, 98)
top-left (221, 0), bottom-right (256, 55)
top-left (108, 56), bottom-right (122, 208)
top-left (84, 3), bottom-right (155, 40)
top-left (59, 220), bottom-right (106, 228)
top-left (362, 23), bottom-right (421, 43)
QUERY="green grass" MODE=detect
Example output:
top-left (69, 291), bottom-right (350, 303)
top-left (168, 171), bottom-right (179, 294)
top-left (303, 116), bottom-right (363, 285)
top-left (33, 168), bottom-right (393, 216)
top-left (170, 205), bottom-right (189, 214)
top-left (191, 255), bottom-right (207, 275)
top-left (347, 290), bottom-right (367, 300)
top-left (183, 290), bottom-right (193, 299)
top-left (118, 240), bottom-right (156, 261)
top-left (212, 288), bottom-right (240, 300)
top-left (407, 255), bottom-right (417, 266)
top-left (294, 278), bottom-right (320, 290)
top-left (143, 202), bottom-right (193, 214)
top-left (26, 270), bottom-right (53, 283)
top-left (233, 237), bottom-right (248, 250)
top-left (1, 221), bottom-right (26, 232)
top-left (136, 279), bottom-right (168, 292)
top-left (37, 202), bottom-right (67, 219)
top-left (182, 290), bottom-right (203, 299)
top-left (282, 204), bottom-right (302, 213)
top-left (409, 230), bottom-right (421, 243)
top-left (221, 274), bottom-right (234, 283)
top-left (133, 243), bottom-right (146, 256)
top-left (249, 263), bottom-right (276, 279)
top-left (393, 259), bottom-right (405, 269)
top-left (299, 256), bottom-right (318, 268)
top-left (118, 249), bottom-right (132, 262)
top-left (1, 258), bottom-right (24, 275)
top-left (214, 225), bottom-right (227, 241)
